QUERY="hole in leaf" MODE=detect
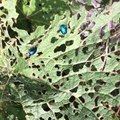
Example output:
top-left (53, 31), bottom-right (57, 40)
top-left (102, 101), bottom-right (110, 109)
top-left (80, 33), bottom-right (87, 40)
top-left (2, 40), bottom-right (6, 49)
top-left (116, 58), bottom-right (120, 62)
top-left (59, 103), bottom-right (70, 111)
top-left (105, 72), bottom-right (110, 76)
top-left (39, 117), bottom-right (44, 120)
top-left (101, 56), bottom-right (105, 62)
top-left (8, 49), bottom-right (12, 55)
top-left (59, 35), bottom-right (64, 38)
top-left (85, 88), bottom-right (89, 91)
top-left (115, 51), bottom-right (120, 56)
top-left (26, 113), bottom-right (34, 116)
top-left (73, 63), bottom-right (84, 72)
top-left (17, 39), bottom-right (21, 45)
top-left (96, 79), bottom-right (106, 85)
top-left (110, 89), bottom-right (119, 96)
top-left (49, 99), bottom-right (55, 104)
top-left (48, 117), bottom-right (51, 120)
top-left (48, 78), bottom-right (52, 83)
top-left (108, 55), bottom-right (111, 58)
top-left (73, 109), bottom-right (76, 113)
top-left (42, 89), bottom-right (47, 94)
top-left (24, 90), bottom-right (28, 94)
top-left (88, 54), bottom-right (95, 60)
top-left (100, 117), bottom-right (104, 120)
top-left (82, 47), bottom-right (88, 54)
top-left (17, 46), bottom-right (23, 57)
top-left (88, 92), bottom-right (94, 98)
top-left (97, 113), bottom-right (100, 117)
top-left (85, 62), bottom-right (91, 67)
top-left (19, 38), bottom-right (24, 42)
top-left (43, 75), bottom-right (46, 79)
top-left (64, 114), bottom-right (69, 120)
top-left (32, 90), bottom-right (36, 94)
top-left (62, 69), bottom-right (70, 77)
top-left (1, 14), bottom-right (6, 18)
top-left (63, 55), bottom-right (67, 59)
top-left (51, 37), bottom-right (58, 43)
top-left (85, 115), bottom-right (88, 118)
top-left (54, 64), bottom-right (59, 69)
top-left (69, 96), bottom-right (75, 102)
top-left (64, 103), bottom-right (70, 108)
top-left (59, 106), bottom-right (64, 110)
top-left (27, 1), bottom-right (30, 5)
top-left (79, 81), bottom-right (86, 86)
top-left (86, 79), bottom-right (92, 86)
top-left (69, 59), bottom-right (72, 64)
top-left (1, 31), bottom-right (4, 36)
top-left (94, 85), bottom-right (101, 92)
top-left (41, 61), bottom-right (44, 64)
top-left (0, 6), bottom-right (4, 10)
top-left (42, 103), bottom-right (50, 112)
top-left (54, 44), bottom-right (66, 53)
top-left (70, 87), bottom-right (78, 93)
top-left (77, 13), bottom-right (81, 20)
top-left (112, 106), bottom-right (118, 113)
top-left (38, 91), bottom-right (42, 95)
top-left (94, 96), bottom-right (99, 106)
top-left (110, 29), bottom-right (116, 36)
top-left (75, 112), bottom-right (80, 116)
top-left (75, 48), bottom-right (79, 56)
top-left (78, 74), bottom-right (82, 79)
top-left (65, 40), bottom-right (74, 46)
top-left (60, 82), bottom-right (64, 87)
top-left (10, 58), bottom-right (17, 66)
top-left (5, 37), bottom-right (9, 43)
top-left (38, 70), bottom-right (42, 74)
top-left (55, 112), bottom-right (63, 119)
top-left (7, 25), bottom-right (18, 38)
top-left (92, 107), bottom-right (99, 112)
top-left (115, 81), bottom-right (120, 87)
top-left (32, 73), bottom-right (35, 76)
top-left (79, 96), bottom-right (85, 103)
top-left (39, 3), bottom-right (42, 7)
top-left (53, 84), bottom-right (59, 89)
top-left (73, 101), bottom-right (79, 108)
top-left (56, 71), bottom-right (61, 76)
top-left (37, 52), bottom-right (43, 57)
top-left (91, 65), bottom-right (97, 71)
top-left (111, 46), bottom-right (115, 52)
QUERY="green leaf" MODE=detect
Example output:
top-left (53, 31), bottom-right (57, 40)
top-left (0, 0), bottom-right (120, 120)
top-left (16, 0), bottom-right (70, 31)
top-left (2, 0), bottom-right (18, 25)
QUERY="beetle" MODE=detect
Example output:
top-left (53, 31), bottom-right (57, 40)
top-left (60, 24), bottom-right (67, 35)
top-left (29, 46), bottom-right (37, 56)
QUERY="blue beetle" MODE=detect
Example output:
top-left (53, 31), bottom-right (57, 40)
top-left (29, 47), bottom-right (37, 56)
top-left (60, 24), bottom-right (67, 35)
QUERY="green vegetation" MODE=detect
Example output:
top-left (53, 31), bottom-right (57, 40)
top-left (0, 0), bottom-right (120, 120)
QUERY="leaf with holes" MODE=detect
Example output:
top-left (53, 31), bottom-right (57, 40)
top-left (0, 0), bottom-right (120, 120)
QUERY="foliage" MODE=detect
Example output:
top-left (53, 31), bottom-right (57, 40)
top-left (0, 0), bottom-right (120, 120)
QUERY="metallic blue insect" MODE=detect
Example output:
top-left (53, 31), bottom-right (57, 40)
top-left (29, 47), bottom-right (37, 56)
top-left (60, 24), bottom-right (67, 35)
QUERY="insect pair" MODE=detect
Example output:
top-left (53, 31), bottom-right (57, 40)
top-left (28, 24), bottom-right (67, 57)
